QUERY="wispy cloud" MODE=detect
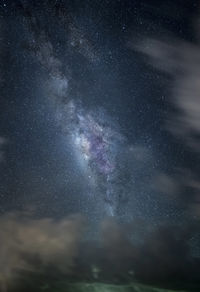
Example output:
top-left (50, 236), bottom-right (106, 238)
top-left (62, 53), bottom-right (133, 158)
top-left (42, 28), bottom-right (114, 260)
top-left (133, 36), bottom-right (200, 152)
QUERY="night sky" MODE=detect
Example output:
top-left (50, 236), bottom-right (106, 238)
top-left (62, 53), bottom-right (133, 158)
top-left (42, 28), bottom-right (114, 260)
top-left (1, 0), bottom-right (200, 289)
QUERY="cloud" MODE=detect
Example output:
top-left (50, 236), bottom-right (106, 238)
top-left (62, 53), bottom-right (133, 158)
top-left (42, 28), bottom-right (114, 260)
top-left (130, 21), bottom-right (200, 222)
top-left (151, 167), bottom-right (200, 219)
top-left (152, 173), bottom-right (179, 199)
top-left (98, 219), bottom-right (142, 279)
top-left (0, 211), bottom-right (198, 290)
top-left (135, 224), bottom-right (193, 282)
top-left (133, 36), bottom-right (200, 152)
top-left (0, 212), bottom-right (85, 291)
top-left (129, 145), bottom-right (151, 162)
top-left (88, 218), bottom-right (197, 284)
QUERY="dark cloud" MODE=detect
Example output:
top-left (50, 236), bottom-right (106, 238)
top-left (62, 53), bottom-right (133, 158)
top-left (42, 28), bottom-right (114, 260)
top-left (0, 210), bottom-right (198, 291)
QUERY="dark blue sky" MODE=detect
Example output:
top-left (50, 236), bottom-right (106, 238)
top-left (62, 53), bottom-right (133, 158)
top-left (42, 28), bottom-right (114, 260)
top-left (1, 1), bottom-right (200, 285)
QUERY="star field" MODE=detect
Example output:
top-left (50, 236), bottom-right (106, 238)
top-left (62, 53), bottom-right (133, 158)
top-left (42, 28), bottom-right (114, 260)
top-left (0, 0), bottom-right (200, 288)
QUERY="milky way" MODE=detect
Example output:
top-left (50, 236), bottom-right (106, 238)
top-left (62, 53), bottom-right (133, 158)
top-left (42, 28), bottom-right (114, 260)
top-left (65, 100), bottom-right (125, 216)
